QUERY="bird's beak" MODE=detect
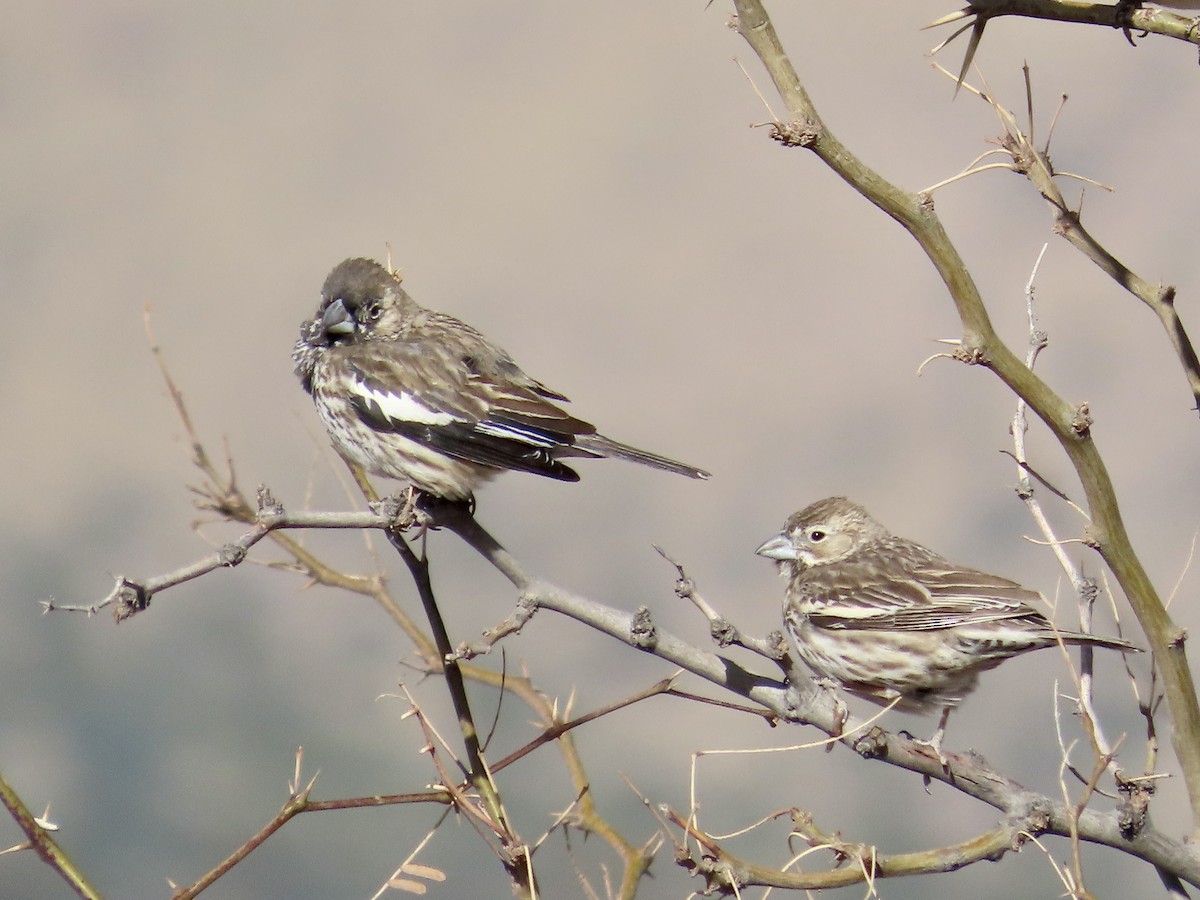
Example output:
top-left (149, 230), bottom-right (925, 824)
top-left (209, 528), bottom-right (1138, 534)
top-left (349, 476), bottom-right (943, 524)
top-left (755, 533), bottom-right (797, 561)
top-left (321, 298), bottom-right (356, 337)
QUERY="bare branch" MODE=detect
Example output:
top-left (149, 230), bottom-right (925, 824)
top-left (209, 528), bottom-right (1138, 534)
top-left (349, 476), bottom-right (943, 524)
top-left (171, 750), bottom-right (321, 900)
top-left (0, 771), bottom-right (100, 900)
top-left (45, 496), bottom-right (396, 620)
top-left (655, 544), bottom-right (789, 665)
top-left (730, 0), bottom-right (1200, 833)
top-left (926, 0), bottom-right (1200, 94)
top-left (971, 66), bottom-right (1200, 417)
top-left (383, 526), bottom-right (534, 897)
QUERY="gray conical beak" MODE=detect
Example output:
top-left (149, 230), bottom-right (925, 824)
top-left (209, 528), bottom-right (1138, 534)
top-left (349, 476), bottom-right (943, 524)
top-left (755, 533), bottom-right (797, 560)
top-left (321, 298), bottom-right (356, 337)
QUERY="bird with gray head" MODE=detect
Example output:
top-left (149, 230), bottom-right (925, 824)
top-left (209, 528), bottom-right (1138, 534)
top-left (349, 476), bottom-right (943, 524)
top-left (294, 258), bottom-right (710, 502)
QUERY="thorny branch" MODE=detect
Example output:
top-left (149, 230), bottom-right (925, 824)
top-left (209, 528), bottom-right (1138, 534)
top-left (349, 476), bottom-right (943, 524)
top-left (61, 326), bottom-right (655, 900)
top-left (730, 0), bottom-right (1200, 837)
top-left (927, 0), bottom-right (1200, 94)
top-left (655, 544), bottom-right (790, 666)
top-left (0, 772), bottom-right (99, 900)
top-left (956, 65), bottom-right (1200, 418)
top-left (170, 674), bottom-right (681, 900)
top-left (37, 343), bottom-right (1200, 896)
top-left (1010, 248), bottom-right (1131, 762)
top-left (67, 310), bottom-right (1200, 890)
top-left (63, 474), bottom-right (1200, 890)
top-left (428, 504), bottom-right (1200, 889)
top-left (36, 60), bottom-right (1200, 889)
top-left (1011, 249), bottom-right (1175, 896)
top-left (382, 523), bottom-right (534, 896)
top-left (43, 491), bottom-right (395, 621)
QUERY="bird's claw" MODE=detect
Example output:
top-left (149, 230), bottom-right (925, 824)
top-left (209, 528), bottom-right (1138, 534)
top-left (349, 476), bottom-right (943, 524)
top-left (906, 732), bottom-right (950, 772)
top-left (904, 706), bottom-right (953, 772)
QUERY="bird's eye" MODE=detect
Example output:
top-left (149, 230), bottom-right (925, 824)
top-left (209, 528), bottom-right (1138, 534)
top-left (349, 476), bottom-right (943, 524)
top-left (364, 302), bottom-right (383, 322)
top-left (808, 529), bottom-right (826, 542)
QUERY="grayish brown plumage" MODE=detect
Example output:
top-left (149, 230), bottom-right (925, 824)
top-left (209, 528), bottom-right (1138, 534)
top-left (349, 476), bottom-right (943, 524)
top-left (756, 497), bottom-right (1137, 749)
top-left (293, 258), bottom-right (710, 500)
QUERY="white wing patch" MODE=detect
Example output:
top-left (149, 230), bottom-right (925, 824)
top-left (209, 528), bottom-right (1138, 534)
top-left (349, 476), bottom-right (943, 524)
top-left (475, 421), bottom-right (557, 448)
top-left (352, 382), bottom-right (459, 426)
top-left (819, 602), bottom-right (893, 620)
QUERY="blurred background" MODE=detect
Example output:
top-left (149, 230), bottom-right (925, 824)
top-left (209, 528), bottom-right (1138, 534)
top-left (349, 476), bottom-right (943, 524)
top-left (3, 1), bottom-right (1199, 897)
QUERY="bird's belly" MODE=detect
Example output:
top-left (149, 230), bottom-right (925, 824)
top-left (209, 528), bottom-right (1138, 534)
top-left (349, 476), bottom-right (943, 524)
top-left (313, 390), bottom-right (493, 499)
top-left (788, 616), bottom-right (981, 714)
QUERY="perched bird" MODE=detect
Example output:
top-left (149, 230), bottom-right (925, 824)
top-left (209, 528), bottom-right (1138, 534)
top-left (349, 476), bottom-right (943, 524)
top-left (755, 497), bottom-right (1137, 755)
top-left (293, 258), bottom-right (709, 501)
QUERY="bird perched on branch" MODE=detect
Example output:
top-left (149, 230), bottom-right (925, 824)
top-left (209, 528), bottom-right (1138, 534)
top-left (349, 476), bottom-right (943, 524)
top-left (755, 497), bottom-right (1138, 758)
top-left (293, 257), bottom-right (709, 502)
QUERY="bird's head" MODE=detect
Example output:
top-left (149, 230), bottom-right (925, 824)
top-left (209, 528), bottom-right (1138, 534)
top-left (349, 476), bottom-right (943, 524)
top-left (313, 257), bottom-right (415, 346)
top-left (292, 258), bottom-right (414, 393)
top-left (755, 496), bottom-right (887, 573)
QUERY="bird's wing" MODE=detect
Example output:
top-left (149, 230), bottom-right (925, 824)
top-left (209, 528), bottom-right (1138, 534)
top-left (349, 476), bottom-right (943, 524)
top-left (332, 341), bottom-right (601, 478)
top-left (805, 555), bottom-right (1048, 633)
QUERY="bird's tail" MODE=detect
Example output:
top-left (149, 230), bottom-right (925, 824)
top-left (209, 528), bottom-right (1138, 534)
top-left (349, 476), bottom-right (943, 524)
top-left (575, 434), bottom-right (710, 480)
top-left (1060, 632), bottom-right (1141, 653)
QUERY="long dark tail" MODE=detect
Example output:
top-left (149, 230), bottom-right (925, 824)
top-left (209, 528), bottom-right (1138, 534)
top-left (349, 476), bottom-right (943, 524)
top-left (576, 434), bottom-right (710, 480)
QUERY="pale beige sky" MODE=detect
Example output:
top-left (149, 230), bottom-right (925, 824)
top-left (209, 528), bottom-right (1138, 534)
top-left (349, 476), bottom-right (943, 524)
top-left (3, 2), bottom-right (1199, 897)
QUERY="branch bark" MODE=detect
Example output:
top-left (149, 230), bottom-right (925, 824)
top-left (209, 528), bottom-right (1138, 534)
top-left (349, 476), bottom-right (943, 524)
top-left (731, 0), bottom-right (1200, 836)
top-left (61, 488), bottom-right (1200, 887)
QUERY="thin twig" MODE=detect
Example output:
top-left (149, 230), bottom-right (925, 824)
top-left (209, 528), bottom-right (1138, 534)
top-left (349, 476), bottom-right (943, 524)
top-left (384, 524), bottom-right (535, 896)
top-left (655, 545), bottom-right (789, 665)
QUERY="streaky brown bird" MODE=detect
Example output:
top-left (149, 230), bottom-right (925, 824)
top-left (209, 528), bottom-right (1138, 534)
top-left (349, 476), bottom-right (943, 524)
top-left (756, 497), bottom-right (1138, 756)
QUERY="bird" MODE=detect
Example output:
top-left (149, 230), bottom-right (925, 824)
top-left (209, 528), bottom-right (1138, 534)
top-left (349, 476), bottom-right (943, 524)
top-left (293, 257), bottom-right (710, 502)
top-left (755, 496), bottom-right (1138, 758)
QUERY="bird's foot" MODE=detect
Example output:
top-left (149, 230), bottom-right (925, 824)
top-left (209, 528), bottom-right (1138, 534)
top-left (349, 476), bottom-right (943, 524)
top-left (1115, 1), bottom-right (1200, 41)
top-left (1114, 0), bottom-right (1151, 44)
top-left (900, 707), bottom-right (953, 773)
top-left (903, 731), bottom-right (949, 771)
top-left (375, 486), bottom-right (470, 536)
top-left (372, 487), bottom-right (424, 533)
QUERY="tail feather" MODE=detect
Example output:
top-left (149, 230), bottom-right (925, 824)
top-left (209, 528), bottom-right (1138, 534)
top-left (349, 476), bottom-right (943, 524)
top-left (575, 434), bottom-right (710, 480)
top-left (1060, 632), bottom-right (1140, 653)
